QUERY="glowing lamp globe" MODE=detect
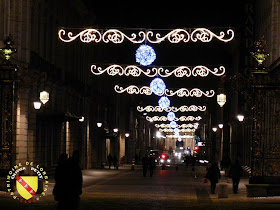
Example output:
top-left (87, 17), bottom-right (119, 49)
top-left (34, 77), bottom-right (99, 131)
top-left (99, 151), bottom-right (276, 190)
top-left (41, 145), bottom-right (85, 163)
top-left (158, 96), bottom-right (170, 109)
top-left (135, 44), bottom-right (156, 66)
top-left (217, 93), bottom-right (226, 107)
top-left (167, 112), bottom-right (176, 121)
top-left (40, 91), bottom-right (49, 104)
top-left (150, 78), bottom-right (166, 96)
top-left (170, 121), bottom-right (177, 129)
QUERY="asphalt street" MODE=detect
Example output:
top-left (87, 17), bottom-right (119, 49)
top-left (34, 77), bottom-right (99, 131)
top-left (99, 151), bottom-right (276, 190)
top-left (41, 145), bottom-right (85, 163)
top-left (1, 165), bottom-right (280, 209)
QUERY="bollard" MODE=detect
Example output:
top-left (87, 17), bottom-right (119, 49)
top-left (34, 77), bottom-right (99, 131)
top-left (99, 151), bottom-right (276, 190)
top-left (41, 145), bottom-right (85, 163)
top-left (218, 184), bottom-right (228, 198)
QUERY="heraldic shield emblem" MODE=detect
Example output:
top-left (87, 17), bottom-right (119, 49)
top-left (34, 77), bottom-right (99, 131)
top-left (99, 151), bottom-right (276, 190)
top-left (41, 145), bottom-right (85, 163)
top-left (16, 176), bottom-right (38, 200)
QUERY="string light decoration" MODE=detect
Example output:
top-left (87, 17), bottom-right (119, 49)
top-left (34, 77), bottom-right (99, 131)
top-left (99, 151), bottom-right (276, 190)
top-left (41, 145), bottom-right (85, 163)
top-left (149, 78), bottom-right (166, 96)
top-left (146, 115), bottom-right (202, 122)
top-left (137, 105), bottom-right (207, 112)
top-left (115, 85), bottom-right (215, 97)
top-left (155, 123), bottom-right (198, 129)
top-left (135, 44), bottom-right (156, 66)
top-left (158, 96), bottom-right (170, 109)
top-left (159, 128), bottom-right (196, 133)
top-left (167, 112), bottom-right (176, 121)
top-left (166, 135), bottom-right (194, 138)
top-left (59, 28), bottom-right (234, 44)
top-left (91, 64), bottom-right (225, 77)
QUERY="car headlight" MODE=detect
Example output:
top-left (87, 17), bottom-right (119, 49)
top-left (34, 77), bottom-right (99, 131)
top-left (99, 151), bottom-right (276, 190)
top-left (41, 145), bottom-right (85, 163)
top-left (167, 159), bottom-right (171, 163)
top-left (160, 159), bottom-right (164, 163)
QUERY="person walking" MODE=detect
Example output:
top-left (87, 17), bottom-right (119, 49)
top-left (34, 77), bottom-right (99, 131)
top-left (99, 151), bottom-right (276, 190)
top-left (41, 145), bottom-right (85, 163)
top-left (112, 155), bottom-right (118, 169)
top-left (54, 151), bottom-right (83, 210)
top-left (206, 162), bottom-right (221, 194)
top-left (149, 156), bottom-right (156, 177)
top-left (142, 154), bottom-right (149, 177)
top-left (107, 154), bottom-right (113, 169)
top-left (229, 160), bottom-right (243, 193)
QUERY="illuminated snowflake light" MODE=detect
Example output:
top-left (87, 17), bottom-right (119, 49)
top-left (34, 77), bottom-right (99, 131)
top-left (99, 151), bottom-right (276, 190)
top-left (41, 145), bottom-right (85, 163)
top-left (158, 96), bottom-right (170, 109)
top-left (150, 78), bottom-right (166, 96)
top-left (167, 112), bottom-right (176, 121)
top-left (135, 44), bottom-right (156, 66)
top-left (170, 121), bottom-right (177, 129)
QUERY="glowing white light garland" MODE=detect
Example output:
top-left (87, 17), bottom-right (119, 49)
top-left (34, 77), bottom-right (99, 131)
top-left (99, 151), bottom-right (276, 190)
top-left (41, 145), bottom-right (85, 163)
top-left (166, 135), bottom-right (194, 138)
top-left (137, 105), bottom-right (206, 112)
top-left (146, 116), bottom-right (202, 122)
top-left (155, 123), bottom-right (197, 129)
top-left (115, 85), bottom-right (215, 97)
top-left (59, 28), bottom-right (234, 44)
top-left (91, 65), bottom-right (225, 77)
top-left (159, 128), bottom-right (196, 133)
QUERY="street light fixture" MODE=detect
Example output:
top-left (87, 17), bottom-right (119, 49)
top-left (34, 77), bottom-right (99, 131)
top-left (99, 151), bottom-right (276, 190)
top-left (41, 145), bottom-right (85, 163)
top-left (40, 91), bottom-right (49, 104)
top-left (217, 93), bottom-right (226, 107)
top-left (125, 133), bottom-right (130, 138)
top-left (237, 114), bottom-right (245, 122)
top-left (79, 116), bottom-right (84, 122)
top-left (33, 101), bottom-right (42, 110)
top-left (113, 128), bottom-right (118, 133)
top-left (97, 122), bottom-right (102, 127)
top-left (212, 127), bottom-right (217, 132)
top-left (218, 124), bottom-right (223, 129)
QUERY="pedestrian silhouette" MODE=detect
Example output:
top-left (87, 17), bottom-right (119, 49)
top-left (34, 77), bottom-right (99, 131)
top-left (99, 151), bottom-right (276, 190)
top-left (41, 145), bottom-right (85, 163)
top-left (54, 151), bottom-right (83, 210)
top-left (142, 154), bottom-right (149, 177)
top-left (148, 156), bottom-right (156, 177)
top-left (229, 160), bottom-right (243, 193)
top-left (107, 154), bottom-right (113, 169)
top-left (53, 153), bottom-right (68, 202)
top-left (206, 162), bottom-right (221, 194)
top-left (112, 155), bottom-right (118, 169)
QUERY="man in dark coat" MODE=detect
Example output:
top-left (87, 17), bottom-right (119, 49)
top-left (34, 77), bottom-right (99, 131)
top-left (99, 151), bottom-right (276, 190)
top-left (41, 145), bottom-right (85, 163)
top-left (229, 160), bottom-right (243, 193)
top-left (206, 163), bottom-right (221, 194)
top-left (142, 154), bottom-right (149, 177)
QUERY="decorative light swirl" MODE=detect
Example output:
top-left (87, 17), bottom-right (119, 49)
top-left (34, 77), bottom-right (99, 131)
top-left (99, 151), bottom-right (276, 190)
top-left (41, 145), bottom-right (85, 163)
top-left (159, 128), bottom-right (196, 133)
top-left (115, 85), bottom-right (215, 97)
top-left (146, 116), bottom-right (202, 122)
top-left (137, 105), bottom-right (206, 112)
top-left (103, 29), bottom-right (146, 44)
top-left (190, 28), bottom-right (234, 43)
top-left (59, 28), bottom-right (234, 43)
top-left (114, 85), bottom-right (152, 95)
top-left (58, 29), bottom-right (102, 43)
top-left (91, 64), bottom-right (225, 77)
top-left (165, 88), bottom-right (215, 97)
top-left (155, 123), bottom-right (197, 129)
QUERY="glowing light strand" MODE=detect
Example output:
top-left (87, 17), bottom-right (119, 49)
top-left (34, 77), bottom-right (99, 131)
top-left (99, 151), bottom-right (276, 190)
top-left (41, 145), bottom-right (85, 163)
top-left (137, 105), bottom-right (207, 112)
top-left (146, 116), bottom-right (202, 122)
top-left (155, 123), bottom-right (197, 129)
top-left (58, 28), bottom-right (234, 44)
top-left (159, 128), bottom-right (196, 133)
top-left (91, 65), bottom-right (225, 77)
top-left (115, 85), bottom-right (215, 97)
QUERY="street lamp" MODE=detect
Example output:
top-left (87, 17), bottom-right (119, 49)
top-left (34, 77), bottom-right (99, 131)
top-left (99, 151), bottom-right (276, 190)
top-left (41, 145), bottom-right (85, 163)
top-left (218, 124), bottom-right (223, 129)
top-left (113, 128), bottom-right (118, 133)
top-left (125, 133), bottom-right (130, 138)
top-left (212, 127), bottom-right (217, 132)
top-left (237, 114), bottom-right (245, 122)
top-left (217, 93), bottom-right (226, 107)
top-left (33, 101), bottom-right (41, 110)
top-left (79, 116), bottom-right (84, 122)
top-left (97, 122), bottom-right (102, 127)
top-left (40, 91), bottom-right (49, 104)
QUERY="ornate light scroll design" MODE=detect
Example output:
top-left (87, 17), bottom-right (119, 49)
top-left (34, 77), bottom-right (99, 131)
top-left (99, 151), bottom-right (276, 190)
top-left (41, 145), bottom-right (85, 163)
top-left (91, 64), bottom-right (225, 77)
top-left (137, 105), bottom-right (206, 112)
top-left (159, 128), bottom-right (196, 133)
top-left (114, 85), bottom-right (152, 95)
top-left (115, 85), bottom-right (215, 97)
top-left (165, 88), bottom-right (215, 97)
top-left (59, 28), bottom-right (234, 44)
top-left (146, 116), bottom-right (202, 122)
top-left (155, 123), bottom-right (197, 129)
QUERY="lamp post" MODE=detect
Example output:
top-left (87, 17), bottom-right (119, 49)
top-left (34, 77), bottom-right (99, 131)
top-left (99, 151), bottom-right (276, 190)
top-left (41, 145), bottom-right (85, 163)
top-left (217, 93), bottom-right (226, 107)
